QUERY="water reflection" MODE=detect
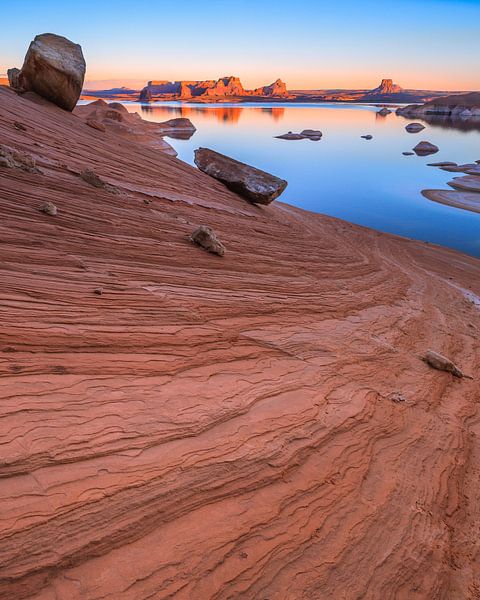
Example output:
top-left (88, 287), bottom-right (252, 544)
top-left (396, 114), bottom-right (480, 133)
top-left (140, 103), bottom-right (285, 124)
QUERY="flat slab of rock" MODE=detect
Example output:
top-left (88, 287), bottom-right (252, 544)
top-left (422, 189), bottom-right (480, 214)
top-left (18, 33), bottom-right (86, 111)
top-left (427, 161), bottom-right (457, 167)
top-left (423, 350), bottom-right (465, 378)
top-left (448, 175), bottom-right (480, 193)
top-left (361, 135), bottom-right (373, 140)
top-left (440, 163), bottom-right (478, 173)
top-left (190, 225), bottom-right (225, 256)
top-left (275, 132), bottom-right (305, 140)
top-left (275, 130), bottom-right (322, 141)
top-left (194, 147), bottom-right (287, 205)
top-left (406, 123), bottom-right (425, 133)
top-left (464, 165), bottom-right (480, 176)
top-left (402, 152), bottom-right (414, 156)
top-left (413, 141), bottom-right (439, 156)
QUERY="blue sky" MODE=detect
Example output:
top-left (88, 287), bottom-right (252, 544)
top-left (1, 0), bottom-right (479, 90)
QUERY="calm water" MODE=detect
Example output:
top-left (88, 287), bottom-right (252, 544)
top-left (125, 102), bottom-right (480, 257)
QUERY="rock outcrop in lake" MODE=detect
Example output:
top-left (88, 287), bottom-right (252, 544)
top-left (1, 46), bottom-right (480, 600)
top-left (15, 33), bottom-right (86, 111)
top-left (397, 92), bottom-right (480, 120)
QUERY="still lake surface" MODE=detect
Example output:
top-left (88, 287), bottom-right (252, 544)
top-left (124, 101), bottom-right (480, 257)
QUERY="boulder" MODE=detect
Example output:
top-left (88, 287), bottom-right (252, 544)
top-left (18, 33), bottom-right (86, 111)
top-left (190, 226), bottom-right (226, 256)
top-left (7, 68), bottom-right (21, 90)
top-left (406, 122), bottom-right (425, 133)
top-left (413, 141), bottom-right (439, 156)
top-left (194, 148), bottom-right (287, 205)
top-left (423, 350), bottom-right (464, 378)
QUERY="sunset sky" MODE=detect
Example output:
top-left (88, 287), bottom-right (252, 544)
top-left (1, 0), bottom-right (479, 91)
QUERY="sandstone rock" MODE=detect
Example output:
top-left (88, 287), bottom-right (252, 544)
top-left (190, 225), bottom-right (226, 256)
top-left (86, 119), bottom-right (106, 132)
top-left (448, 175), bottom-right (480, 193)
top-left (422, 189), bottom-right (480, 214)
top-left (255, 78), bottom-right (290, 98)
top-left (0, 144), bottom-right (41, 173)
top-left (406, 122), bottom-right (425, 133)
top-left (39, 201), bottom-right (57, 216)
top-left (301, 129), bottom-right (322, 139)
top-left (7, 68), bottom-right (21, 90)
top-left (413, 141), bottom-right (439, 156)
top-left (388, 392), bottom-right (406, 403)
top-left (18, 33), bottom-right (86, 111)
top-left (423, 350), bottom-right (464, 378)
top-left (377, 108), bottom-right (391, 116)
top-left (80, 168), bottom-right (118, 193)
top-left (427, 161), bottom-right (457, 167)
top-left (194, 148), bottom-right (287, 205)
top-left (94, 287), bottom-right (103, 295)
top-left (275, 132), bottom-right (306, 140)
top-left (104, 109), bottom-right (123, 122)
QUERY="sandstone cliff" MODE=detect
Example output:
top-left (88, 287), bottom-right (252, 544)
top-left (0, 84), bottom-right (479, 600)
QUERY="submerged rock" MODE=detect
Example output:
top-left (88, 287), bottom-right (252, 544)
top-left (405, 123), bottom-right (425, 133)
top-left (194, 147), bottom-right (287, 205)
top-left (190, 225), bottom-right (226, 256)
top-left (18, 33), bottom-right (86, 111)
top-left (423, 350), bottom-right (465, 378)
top-left (413, 141), bottom-right (439, 156)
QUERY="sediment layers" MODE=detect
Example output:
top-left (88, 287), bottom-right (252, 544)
top-left (0, 85), bottom-right (479, 600)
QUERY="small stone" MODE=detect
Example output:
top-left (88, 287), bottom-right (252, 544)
top-left (190, 225), bottom-right (226, 256)
top-left (388, 392), bottom-right (406, 403)
top-left (13, 121), bottom-right (27, 131)
top-left (402, 152), bottom-right (414, 156)
top-left (377, 108), bottom-right (391, 116)
top-left (80, 168), bottom-right (118, 193)
top-left (94, 287), bottom-right (103, 295)
top-left (423, 350), bottom-right (464, 378)
top-left (413, 141), bottom-right (439, 156)
top-left (39, 202), bottom-right (57, 216)
top-left (361, 135), bottom-right (373, 140)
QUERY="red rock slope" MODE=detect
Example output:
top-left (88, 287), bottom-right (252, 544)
top-left (0, 85), bottom-right (479, 600)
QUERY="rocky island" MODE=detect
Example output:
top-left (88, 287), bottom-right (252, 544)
top-left (1, 32), bottom-right (480, 600)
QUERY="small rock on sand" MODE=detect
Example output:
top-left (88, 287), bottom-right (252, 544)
top-left (423, 350), bottom-right (464, 378)
top-left (40, 202), bottom-right (57, 216)
top-left (190, 225), bottom-right (226, 256)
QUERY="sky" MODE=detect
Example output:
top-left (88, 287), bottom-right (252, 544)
top-left (1, 0), bottom-right (479, 91)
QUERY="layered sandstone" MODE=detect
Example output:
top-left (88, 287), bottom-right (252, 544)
top-left (139, 76), bottom-right (290, 101)
top-left (397, 92), bottom-right (480, 119)
top-left (0, 84), bottom-right (480, 600)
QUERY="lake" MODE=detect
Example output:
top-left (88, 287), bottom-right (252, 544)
top-left (123, 101), bottom-right (480, 257)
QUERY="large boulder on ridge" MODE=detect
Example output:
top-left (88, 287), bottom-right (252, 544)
top-left (194, 148), bottom-right (287, 205)
top-left (18, 33), bottom-right (86, 111)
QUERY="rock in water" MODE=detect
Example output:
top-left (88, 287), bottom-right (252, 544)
top-left (18, 33), bottom-right (86, 111)
top-left (194, 148), bottom-right (287, 205)
top-left (406, 122), bottom-right (425, 133)
top-left (423, 350), bottom-right (464, 377)
top-left (361, 135), bottom-right (373, 140)
top-left (190, 225), bottom-right (226, 256)
top-left (413, 141), bottom-right (439, 156)
top-left (377, 107), bottom-right (391, 116)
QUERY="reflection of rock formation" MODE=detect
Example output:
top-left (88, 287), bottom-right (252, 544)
top-left (139, 76), bottom-right (290, 102)
top-left (140, 104), bottom-right (286, 125)
top-left (260, 107), bottom-right (285, 121)
top-left (397, 93), bottom-right (480, 130)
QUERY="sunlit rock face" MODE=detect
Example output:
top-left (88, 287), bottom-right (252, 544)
top-left (139, 76), bottom-right (290, 101)
top-left (18, 33), bottom-right (86, 111)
